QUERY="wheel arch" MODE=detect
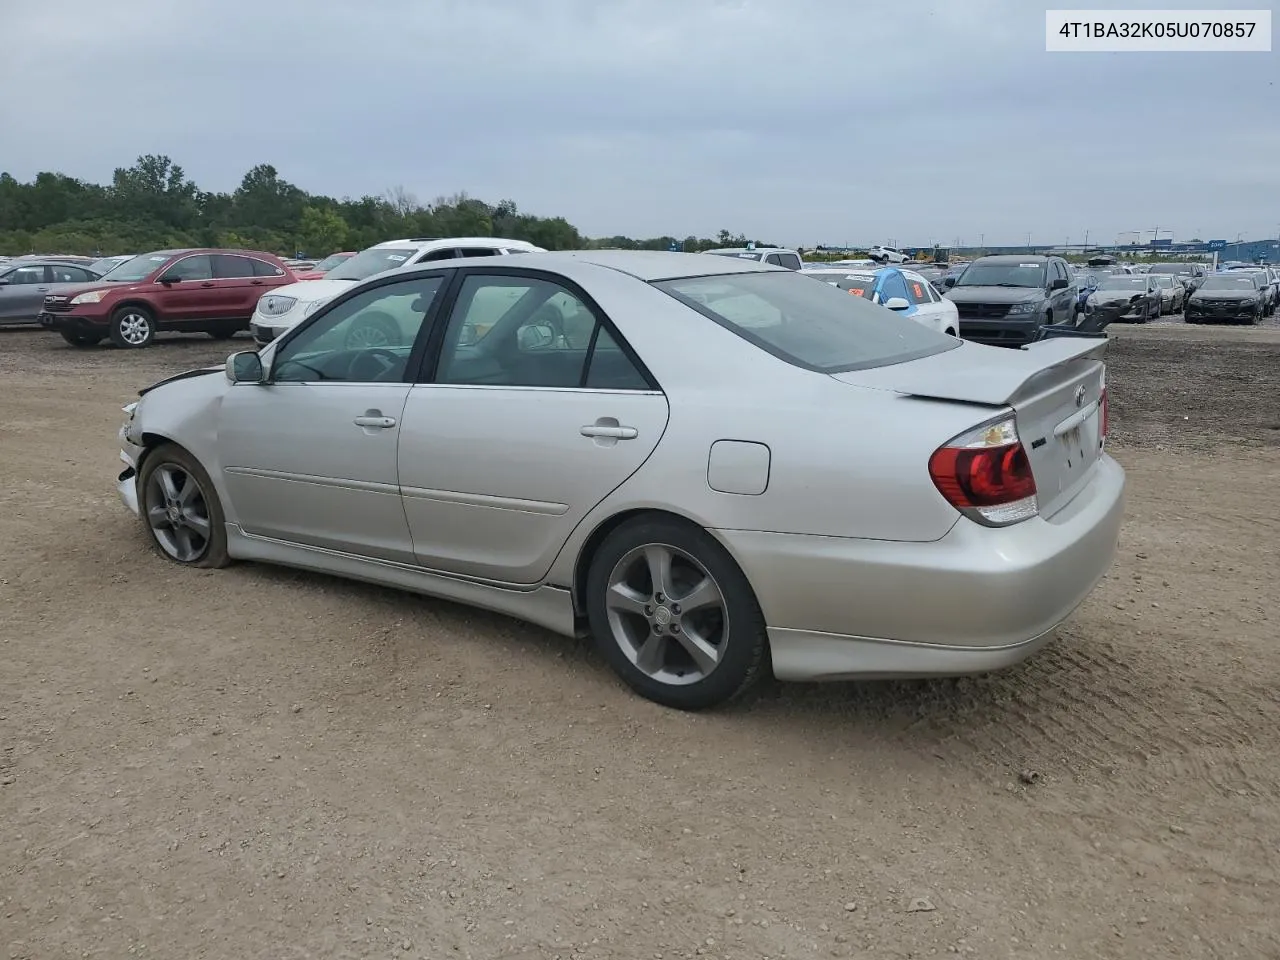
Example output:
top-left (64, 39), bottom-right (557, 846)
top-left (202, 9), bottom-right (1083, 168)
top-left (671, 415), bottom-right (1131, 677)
top-left (110, 298), bottom-right (157, 318)
top-left (569, 507), bottom-right (758, 622)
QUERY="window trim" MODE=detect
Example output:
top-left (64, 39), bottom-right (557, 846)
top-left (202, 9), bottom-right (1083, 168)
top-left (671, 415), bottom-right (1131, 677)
top-left (157, 253), bottom-right (215, 283)
top-left (267, 268), bottom-right (456, 386)
top-left (5, 265), bottom-right (50, 284)
top-left (414, 265), bottom-right (661, 392)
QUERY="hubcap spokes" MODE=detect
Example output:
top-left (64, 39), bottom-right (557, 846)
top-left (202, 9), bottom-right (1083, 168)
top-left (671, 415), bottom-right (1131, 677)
top-left (605, 544), bottom-right (728, 686)
top-left (120, 314), bottom-right (150, 344)
top-left (145, 465), bottom-right (211, 562)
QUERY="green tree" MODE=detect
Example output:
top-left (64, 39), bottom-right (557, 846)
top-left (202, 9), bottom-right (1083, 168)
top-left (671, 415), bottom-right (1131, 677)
top-left (297, 205), bottom-right (349, 256)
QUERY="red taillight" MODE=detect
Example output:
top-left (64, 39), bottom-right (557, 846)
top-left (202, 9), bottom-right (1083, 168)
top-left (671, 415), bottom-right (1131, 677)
top-left (928, 417), bottom-right (1038, 526)
top-left (1099, 386), bottom-right (1109, 441)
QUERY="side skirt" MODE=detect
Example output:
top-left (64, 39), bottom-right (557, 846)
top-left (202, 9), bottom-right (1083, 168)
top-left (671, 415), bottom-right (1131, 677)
top-left (226, 524), bottom-right (578, 637)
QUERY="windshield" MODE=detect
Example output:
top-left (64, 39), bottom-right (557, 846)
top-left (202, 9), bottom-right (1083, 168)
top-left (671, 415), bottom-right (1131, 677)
top-left (327, 247), bottom-right (420, 281)
top-left (955, 262), bottom-right (1046, 287)
top-left (834, 276), bottom-right (877, 299)
top-left (312, 253), bottom-right (353, 272)
top-left (89, 256), bottom-right (125, 274)
top-left (100, 252), bottom-right (172, 282)
top-left (1199, 276), bottom-right (1257, 291)
top-left (1099, 276), bottom-right (1149, 290)
top-left (653, 271), bottom-right (956, 373)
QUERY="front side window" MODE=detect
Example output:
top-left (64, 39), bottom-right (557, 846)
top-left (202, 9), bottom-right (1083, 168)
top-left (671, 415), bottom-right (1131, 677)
top-left (165, 255), bottom-right (213, 281)
top-left (655, 270), bottom-right (957, 373)
top-left (272, 276), bottom-right (445, 383)
top-left (435, 274), bottom-right (648, 389)
top-left (52, 265), bottom-right (95, 283)
top-left (904, 275), bottom-right (930, 304)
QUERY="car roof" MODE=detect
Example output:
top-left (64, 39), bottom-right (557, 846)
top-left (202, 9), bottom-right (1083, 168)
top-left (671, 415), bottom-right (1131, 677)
top-left (3, 257), bottom-right (99, 268)
top-left (471, 249), bottom-right (788, 282)
top-left (371, 237), bottom-right (540, 250)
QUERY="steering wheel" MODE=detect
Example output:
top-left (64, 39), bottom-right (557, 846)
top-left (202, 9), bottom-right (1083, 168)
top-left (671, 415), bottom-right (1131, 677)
top-left (347, 347), bottom-right (401, 382)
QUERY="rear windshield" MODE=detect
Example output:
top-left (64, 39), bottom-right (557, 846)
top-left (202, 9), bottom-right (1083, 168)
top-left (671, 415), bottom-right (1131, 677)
top-left (653, 271), bottom-right (957, 373)
top-left (1148, 263), bottom-right (1195, 275)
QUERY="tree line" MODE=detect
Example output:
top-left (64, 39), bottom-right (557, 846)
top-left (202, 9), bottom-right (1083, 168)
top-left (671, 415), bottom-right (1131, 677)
top-left (0, 154), bottom-right (780, 259)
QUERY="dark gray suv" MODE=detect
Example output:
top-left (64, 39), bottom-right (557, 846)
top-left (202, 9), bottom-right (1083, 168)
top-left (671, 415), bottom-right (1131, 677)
top-left (942, 255), bottom-right (1078, 347)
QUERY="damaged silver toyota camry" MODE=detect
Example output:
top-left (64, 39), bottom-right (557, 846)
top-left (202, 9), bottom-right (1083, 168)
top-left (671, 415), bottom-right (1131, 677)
top-left (115, 250), bottom-right (1124, 710)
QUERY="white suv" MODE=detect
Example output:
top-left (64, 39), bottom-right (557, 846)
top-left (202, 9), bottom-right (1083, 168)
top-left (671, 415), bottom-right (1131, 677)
top-left (868, 245), bottom-right (909, 264)
top-left (250, 236), bottom-right (546, 344)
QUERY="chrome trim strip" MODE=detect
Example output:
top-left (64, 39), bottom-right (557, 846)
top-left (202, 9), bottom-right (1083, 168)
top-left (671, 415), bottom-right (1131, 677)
top-left (399, 485), bottom-right (568, 515)
top-left (223, 466), bottom-right (400, 496)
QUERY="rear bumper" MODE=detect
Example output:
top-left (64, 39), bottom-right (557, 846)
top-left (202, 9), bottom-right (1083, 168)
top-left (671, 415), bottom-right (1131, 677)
top-left (717, 455), bottom-right (1126, 681)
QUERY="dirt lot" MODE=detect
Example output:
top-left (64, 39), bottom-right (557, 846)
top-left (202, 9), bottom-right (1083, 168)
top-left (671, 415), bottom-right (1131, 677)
top-left (2, 320), bottom-right (1278, 960)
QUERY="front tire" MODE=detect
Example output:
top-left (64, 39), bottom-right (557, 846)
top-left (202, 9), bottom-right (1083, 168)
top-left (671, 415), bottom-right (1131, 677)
top-left (585, 516), bottom-right (768, 710)
top-left (138, 444), bottom-right (230, 568)
top-left (59, 331), bottom-right (103, 347)
top-left (207, 324), bottom-right (239, 340)
top-left (109, 306), bottom-right (156, 349)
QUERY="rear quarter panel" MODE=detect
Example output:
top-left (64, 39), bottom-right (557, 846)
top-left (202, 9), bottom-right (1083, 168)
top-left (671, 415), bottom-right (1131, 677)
top-left (539, 264), bottom-right (996, 586)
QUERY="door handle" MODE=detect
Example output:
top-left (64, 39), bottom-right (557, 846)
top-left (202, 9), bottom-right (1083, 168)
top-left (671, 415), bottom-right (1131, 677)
top-left (581, 424), bottom-right (637, 440)
top-left (250, 279), bottom-right (264, 285)
top-left (354, 416), bottom-right (397, 429)
top-left (200, 281), bottom-right (215, 287)
top-left (36, 286), bottom-right (50, 292)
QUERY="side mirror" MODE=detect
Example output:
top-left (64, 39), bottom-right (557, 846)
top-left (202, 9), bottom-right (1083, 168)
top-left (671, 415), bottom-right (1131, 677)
top-left (1051, 277), bottom-right (1069, 290)
top-left (158, 273), bottom-right (183, 284)
top-left (0, 278), bottom-right (9, 287)
top-left (883, 297), bottom-right (910, 311)
top-left (517, 323), bottom-right (556, 350)
top-left (226, 350), bottom-right (265, 383)
top-left (942, 276), bottom-right (957, 288)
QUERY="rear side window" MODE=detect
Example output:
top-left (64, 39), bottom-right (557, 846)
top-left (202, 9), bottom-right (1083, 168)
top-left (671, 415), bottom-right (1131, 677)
top-left (777, 254), bottom-right (802, 270)
top-left (214, 254), bottom-right (257, 279)
top-left (252, 258), bottom-right (285, 277)
top-left (457, 247), bottom-right (500, 258)
top-left (654, 271), bottom-right (958, 373)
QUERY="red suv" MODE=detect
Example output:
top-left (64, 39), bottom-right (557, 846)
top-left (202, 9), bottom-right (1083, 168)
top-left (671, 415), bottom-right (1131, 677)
top-left (38, 248), bottom-right (297, 348)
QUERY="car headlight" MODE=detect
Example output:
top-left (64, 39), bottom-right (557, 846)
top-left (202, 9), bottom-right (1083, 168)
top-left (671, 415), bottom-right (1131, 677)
top-left (257, 295), bottom-right (298, 317)
top-left (1241, 298), bottom-right (1257, 306)
top-left (70, 290), bottom-right (105, 305)
top-left (303, 299), bottom-right (326, 317)
top-left (1006, 301), bottom-right (1042, 315)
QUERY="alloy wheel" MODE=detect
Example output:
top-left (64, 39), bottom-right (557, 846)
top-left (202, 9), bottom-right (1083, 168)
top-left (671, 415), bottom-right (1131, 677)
top-left (117, 312), bottom-right (152, 346)
top-left (144, 463), bottom-right (213, 562)
top-left (604, 543), bottom-right (729, 686)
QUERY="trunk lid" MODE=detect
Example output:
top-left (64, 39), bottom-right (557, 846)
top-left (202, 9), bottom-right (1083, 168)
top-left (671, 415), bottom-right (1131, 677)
top-left (832, 338), bottom-right (1108, 519)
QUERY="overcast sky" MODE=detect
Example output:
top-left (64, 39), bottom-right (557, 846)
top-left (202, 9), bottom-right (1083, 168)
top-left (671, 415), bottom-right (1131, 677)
top-left (3, 0), bottom-right (1276, 246)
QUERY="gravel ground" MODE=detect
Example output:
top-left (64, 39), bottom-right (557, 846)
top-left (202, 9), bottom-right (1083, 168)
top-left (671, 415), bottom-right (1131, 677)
top-left (2, 320), bottom-right (1278, 960)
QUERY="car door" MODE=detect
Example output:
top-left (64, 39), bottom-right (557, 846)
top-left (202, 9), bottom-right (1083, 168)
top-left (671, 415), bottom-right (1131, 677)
top-left (0, 264), bottom-right (51, 321)
top-left (216, 273), bottom-right (449, 562)
top-left (901, 271), bottom-right (945, 332)
top-left (152, 254), bottom-right (215, 324)
top-left (212, 254), bottom-right (269, 319)
top-left (397, 269), bottom-right (669, 584)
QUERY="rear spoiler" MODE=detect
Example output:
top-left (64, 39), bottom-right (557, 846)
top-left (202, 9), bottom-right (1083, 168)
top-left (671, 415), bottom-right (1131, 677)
top-left (830, 333), bottom-right (1108, 407)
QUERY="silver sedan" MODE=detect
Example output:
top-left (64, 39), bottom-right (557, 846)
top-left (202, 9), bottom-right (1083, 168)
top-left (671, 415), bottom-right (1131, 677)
top-left (115, 251), bottom-right (1125, 710)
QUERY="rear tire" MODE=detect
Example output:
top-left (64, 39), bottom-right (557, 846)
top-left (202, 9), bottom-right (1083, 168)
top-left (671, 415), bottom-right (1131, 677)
top-left (59, 331), bottom-right (103, 347)
top-left (109, 306), bottom-right (156, 349)
top-left (585, 515), bottom-right (768, 711)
